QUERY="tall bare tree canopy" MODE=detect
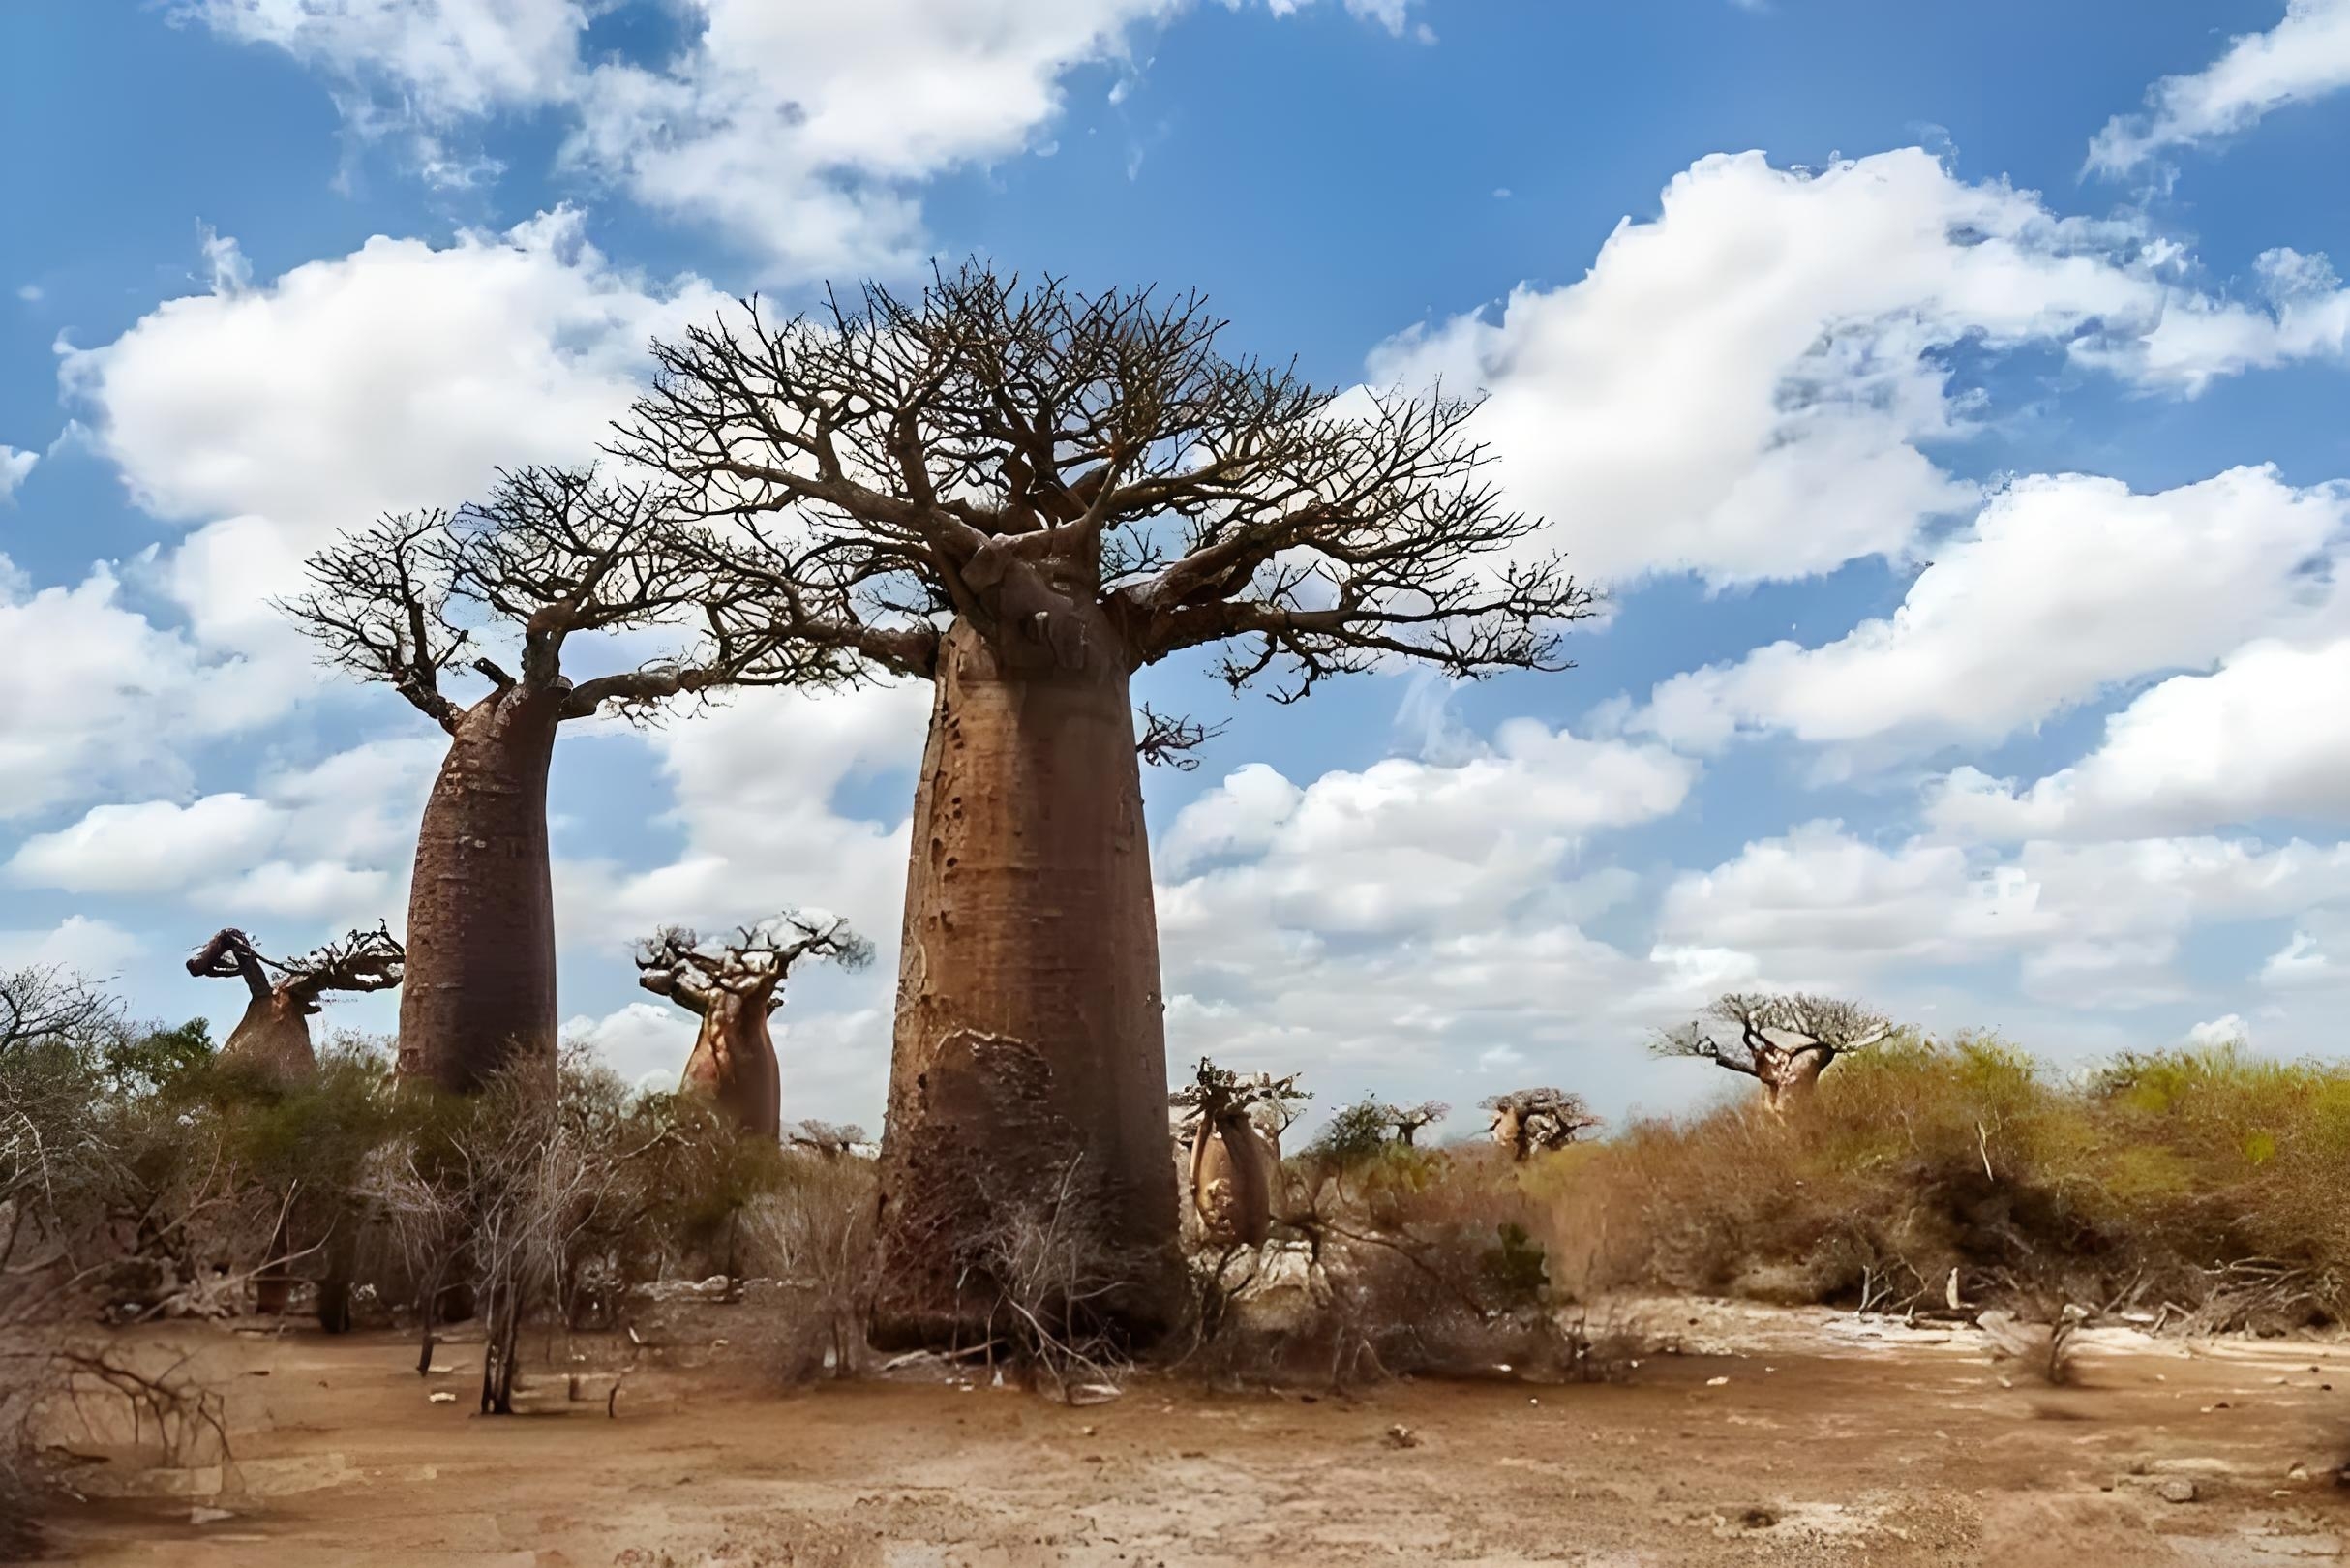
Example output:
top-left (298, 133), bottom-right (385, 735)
top-left (1653, 992), bottom-right (1895, 1114)
top-left (617, 264), bottom-right (1596, 1344)
top-left (285, 467), bottom-right (822, 1095)
top-left (186, 923), bottom-right (406, 1083)
top-left (635, 915), bottom-right (870, 1140)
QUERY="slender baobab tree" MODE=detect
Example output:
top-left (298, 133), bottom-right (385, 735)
top-left (1169, 1060), bottom-right (1305, 1249)
top-left (1483, 1088), bottom-right (1601, 1161)
top-left (1383, 1100), bottom-right (1449, 1148)
top-left (284, 467), bottom-right (823, 1095)
top-left (1653, 992), bottom-right (1894, 1114)
top-left (618, 264), bottom-right (1595, 1342)
top-left (634, 916), bottom-right (871, 1139)
top-left (185, 923), bottom-right (406, 1083)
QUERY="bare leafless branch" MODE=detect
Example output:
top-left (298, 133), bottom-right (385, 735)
top-left (613, 263), bottom-right (1599, 699)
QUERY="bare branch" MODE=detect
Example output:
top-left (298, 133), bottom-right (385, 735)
top-left (1132, 703), bottom-right (1226, 771)
top-left (635, 914), bottom-right (872, 1018)
top-left (613, 264), bottom-right (1597, 696)
top-left (277, 511), bottom-right (469, 732)
top-left (0, 967), bottom-right (122, 1055)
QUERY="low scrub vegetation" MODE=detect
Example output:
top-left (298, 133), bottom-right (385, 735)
top-left (1542, 1037), bottom-right (2350, 1332)
top-left (10, 976), bottom-right (2346, 1542)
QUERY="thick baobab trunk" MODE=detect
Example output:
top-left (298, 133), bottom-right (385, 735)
top-left (1491, 1106), bottom-right (1526, 1161)
top-left (1758, 1049), bottom-right (1831, 1116)
top-left (679, 997), bottom-right (782, 1140)
top-left (221, 994), bottom-right (317, 1084)
top-left (396, 689), bottom-right (563, 1095)
top-left (1189, 1116), bottom-right (1271, 1248)
top-left (872, 615), bottom-right (1181, 1347)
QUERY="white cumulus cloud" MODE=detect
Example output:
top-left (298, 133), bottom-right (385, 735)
top-left (2090, 0), bottom-right (2350, 174)
top-left (1636, 467), bottom-right (2349, 759)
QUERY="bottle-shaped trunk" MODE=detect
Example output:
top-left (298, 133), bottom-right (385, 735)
top-left (220, 991), bottom-right (318, 1085)
top-left (678, 995), bottom-right (782, 1140)
top-left (871, 616), bottom-right (1181, 1347)
top-left (1756, 1045), bottom-right (1831, 1116)
top-left (1189, 1114), bottom-right (1271, 1248)
top-left (396, 690), bottom-right (563, 1095)
top-left (1491, 1105), bottom-right (1527, 1161)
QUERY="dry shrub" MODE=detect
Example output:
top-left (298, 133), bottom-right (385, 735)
top-left (1179, 1136), bottom-right (1583, 1389)
top-left (1540, 1037), bottom-right (2350, 1330)
top-left (962, 1160), bottom-right (1149, 1400)
top-left (738, 1153), bottom-right (878, 1381)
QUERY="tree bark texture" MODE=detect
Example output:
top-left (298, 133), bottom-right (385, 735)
top-left (395, 689), bottom-right (563, 1095)
top-left (679, 999), bottom-right (783, 1141)
top-left (871, 614), bottom-right (1181, 1346)
top-left (1188, 1115), bottom-right (1271, 1248)
top-left (221, 994), bottom-right (318, 1084)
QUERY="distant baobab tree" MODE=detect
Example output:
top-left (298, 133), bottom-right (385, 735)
top-left (1383, 1100), bottom-right (1449, 1147)
top-left (1483, 1088), bottom-right (1601, 1161)
top-left (618, 263), bottom-right (1595, 1344)
top-left (790, 1120), bottom-right (868, 1159)
top-left (185, 923), bottom-right (406, 1083)
top-left (1170, 1060), bottom-right (1305, 1248)
top-left (634, 916), bottom-right (871, 1139)
top-left (284, 467), bottom-right (821, 1095)
top-left (1653, 992), bottom-right (1895, 1114)
top-left (186, 923), bottom-right (404, 1323)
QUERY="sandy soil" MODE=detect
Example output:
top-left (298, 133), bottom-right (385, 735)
top-left (29, 1297), bottom-right (2350, 1566)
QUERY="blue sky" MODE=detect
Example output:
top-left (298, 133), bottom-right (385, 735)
top-left (5, 0), bottom-right (2350, 1139)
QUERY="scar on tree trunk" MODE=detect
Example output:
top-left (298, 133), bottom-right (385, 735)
top-left (187, 923), bottom-right (404, 1318)
top-left (636, 917), bottom-right (871, 1140)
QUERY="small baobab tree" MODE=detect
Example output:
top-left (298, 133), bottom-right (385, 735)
top-left (1483, 1088), bottom-right (1601, 1161)
top-left (1383, 1100), bottom-right (1449, 1148)
top-left (1652, 992), bottom-right (1894, 1114)
top-left (185, 924), bottom-right (405, 1084)
top-left (185, 924), bottom-right (404, 1322)
top-left (1169, 1060), bottom-right (1307, 1248)
top-left (618, 264), bottom-right (1594, 1342)
top-left (285, 467), bottom-right (822, 1096)
top-left (634, 916), bottom-right (871, 1140)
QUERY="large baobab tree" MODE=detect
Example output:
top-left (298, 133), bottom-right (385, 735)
top-left (285, 467), bottom-right (820, 1096)
top-left (1483, 1088), bottom-right (1601, 1161)
top-left (634, 915), bottom-right (871, 1139)
top-left (185, 924), bottom-right (406, 1084)
top-left (618, 264), bottom-right (1595, 1343)
top-left (1169, 1061), bottom-right (1304, 1249)
top-left (1653, 992), bottom-right (1894, 1114)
